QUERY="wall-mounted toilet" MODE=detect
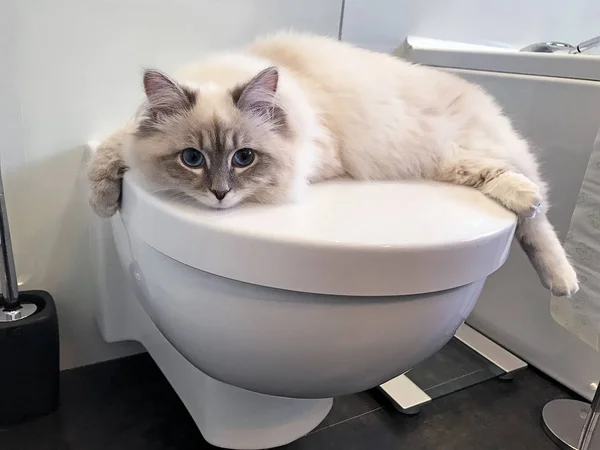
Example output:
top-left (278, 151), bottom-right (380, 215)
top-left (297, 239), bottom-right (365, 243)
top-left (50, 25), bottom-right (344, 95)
top-left (92, 172), bottom-right (516, 449)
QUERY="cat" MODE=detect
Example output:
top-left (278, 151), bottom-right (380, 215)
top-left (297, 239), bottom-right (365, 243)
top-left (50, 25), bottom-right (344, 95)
top-left (88, 31), bottom-right (578, 297)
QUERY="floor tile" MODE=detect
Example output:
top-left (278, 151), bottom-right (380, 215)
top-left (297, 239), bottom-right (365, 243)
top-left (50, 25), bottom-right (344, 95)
top-left (0, 353), bottom-right (578, 450)
top-left (1, 354), bottom-right (210, 450)
top-left (288, 369), bottom-right (575, 450)
top-left (312, 390), bottom-right (382, 432)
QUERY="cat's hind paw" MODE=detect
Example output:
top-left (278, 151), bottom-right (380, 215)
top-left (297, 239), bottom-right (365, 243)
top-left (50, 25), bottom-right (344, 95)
top-left (545, 264), bottom-right (579, 297)
top-left (484, 171), bottom-right (542, 218)
top-left (500, 173), bottom-right (543, 218)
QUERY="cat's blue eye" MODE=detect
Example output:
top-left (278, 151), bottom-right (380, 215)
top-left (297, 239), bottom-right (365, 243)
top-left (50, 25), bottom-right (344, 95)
top-left (180, 148), bottom-right (204, 168)
top-left (232, 148), bottom-right (255, 168)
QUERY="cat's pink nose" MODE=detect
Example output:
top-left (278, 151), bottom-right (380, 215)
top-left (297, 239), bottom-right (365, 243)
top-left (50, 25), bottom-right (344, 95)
top-left (211, 189), bottom-right (230, 201)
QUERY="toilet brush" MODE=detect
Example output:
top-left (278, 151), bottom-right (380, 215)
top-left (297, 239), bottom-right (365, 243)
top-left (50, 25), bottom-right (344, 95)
top-left (0, 164), bottom-right (59, 423)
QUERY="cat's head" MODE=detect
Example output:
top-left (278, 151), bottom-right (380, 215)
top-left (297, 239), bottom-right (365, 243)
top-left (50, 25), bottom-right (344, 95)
top-left (128, 67), bottom-right (298, 209)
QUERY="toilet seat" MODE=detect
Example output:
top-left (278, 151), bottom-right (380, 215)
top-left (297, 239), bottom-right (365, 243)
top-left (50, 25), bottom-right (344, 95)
top-left (120, 175), bottom-right (516, 296)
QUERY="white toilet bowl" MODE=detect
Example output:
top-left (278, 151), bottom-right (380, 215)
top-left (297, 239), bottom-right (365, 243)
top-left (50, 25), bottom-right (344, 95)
top-left (92, 174), bottom-right (516, 449)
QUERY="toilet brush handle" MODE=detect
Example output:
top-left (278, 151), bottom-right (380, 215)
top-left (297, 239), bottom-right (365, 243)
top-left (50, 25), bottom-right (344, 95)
top-left (578, 383), bottom-right (600, 450)
top-left (0, 164), bottom-right (19, 308)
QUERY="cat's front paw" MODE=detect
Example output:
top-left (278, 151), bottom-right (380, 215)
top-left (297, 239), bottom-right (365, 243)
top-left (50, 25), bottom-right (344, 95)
top-left (89, 177), bottom-right (122, 218)
top-left (545, 263), bottom-right (579, 297)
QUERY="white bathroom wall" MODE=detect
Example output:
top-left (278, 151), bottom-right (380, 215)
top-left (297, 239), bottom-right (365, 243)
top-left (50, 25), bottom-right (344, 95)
top-left (342, 0), bottom-right (600, 52)
top-left (1, 0), bottom-right (343, 370)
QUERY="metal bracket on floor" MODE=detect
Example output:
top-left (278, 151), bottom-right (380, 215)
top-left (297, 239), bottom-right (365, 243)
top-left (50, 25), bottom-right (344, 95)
top-left (454, 323), bottom-right (528, 380)
top-left (378, 323), bottom-right (528, 414)
top-left (379, 374), bottom-right (432, 415)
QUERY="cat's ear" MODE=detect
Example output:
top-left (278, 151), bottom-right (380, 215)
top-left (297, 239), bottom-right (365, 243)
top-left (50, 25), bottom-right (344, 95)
top-left (142, 69), bottom-right (196, 119)
top-left (232, 67), bottom-right (286, 129)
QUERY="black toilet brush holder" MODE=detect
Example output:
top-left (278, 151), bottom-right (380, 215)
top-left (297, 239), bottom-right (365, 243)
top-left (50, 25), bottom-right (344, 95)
top-left (0, 290), bottom-right (59, 424)
top-left (0, 163), bottom-right (59, 424)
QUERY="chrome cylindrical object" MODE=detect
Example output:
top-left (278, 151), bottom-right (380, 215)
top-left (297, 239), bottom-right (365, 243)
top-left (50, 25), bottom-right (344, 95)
top-left (520, 41), bottom-right (575, 53)
top-left (0, 164), bottom-right (19, 308)
top-left (579, 385), bottom-right (600, 450)
top-left (574, 35), bottom-right (600, 54)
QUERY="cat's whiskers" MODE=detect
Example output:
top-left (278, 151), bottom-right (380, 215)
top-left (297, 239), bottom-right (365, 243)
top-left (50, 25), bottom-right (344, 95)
top-left (150, 187), bottom-right (201, 205)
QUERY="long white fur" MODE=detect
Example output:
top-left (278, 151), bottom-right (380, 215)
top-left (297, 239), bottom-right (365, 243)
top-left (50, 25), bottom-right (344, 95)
top-left (88, 31), bottom-right (579, 296)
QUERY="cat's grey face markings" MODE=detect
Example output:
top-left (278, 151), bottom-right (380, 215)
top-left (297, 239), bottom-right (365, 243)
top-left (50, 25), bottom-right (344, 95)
top-left (148, 116), bottom-right (279, 209)
top-left (177, 119), bottom-right (275, 208)
top-left (131, 67), bottom-right (294, 209)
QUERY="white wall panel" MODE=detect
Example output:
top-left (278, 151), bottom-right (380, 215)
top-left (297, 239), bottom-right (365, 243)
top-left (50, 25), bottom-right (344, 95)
top-left (342, 0), bottom-right (600, 52)
top-left (2, 0), bottom-right (342, 369)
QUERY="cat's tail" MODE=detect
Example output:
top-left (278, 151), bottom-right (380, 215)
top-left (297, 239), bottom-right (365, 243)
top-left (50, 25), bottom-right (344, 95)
top-left (515, 214), bottom-right (578, 296)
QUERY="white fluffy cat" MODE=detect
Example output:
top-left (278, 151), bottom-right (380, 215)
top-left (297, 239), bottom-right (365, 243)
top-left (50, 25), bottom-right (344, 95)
top-left (88, 32), bottom-right (578, 296)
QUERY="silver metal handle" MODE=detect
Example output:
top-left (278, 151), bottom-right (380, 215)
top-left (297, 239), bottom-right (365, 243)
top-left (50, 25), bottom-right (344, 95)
top-left (578, 384), bottom-right (600, 450)
top-left (573, 35), bottom-right (600, 54)
top-left (0, 164), bottom-right (19, 308)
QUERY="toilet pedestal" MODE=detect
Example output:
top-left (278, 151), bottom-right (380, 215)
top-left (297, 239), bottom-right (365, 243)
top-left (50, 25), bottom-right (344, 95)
top-left (125, 286), bottom-right (333, 449)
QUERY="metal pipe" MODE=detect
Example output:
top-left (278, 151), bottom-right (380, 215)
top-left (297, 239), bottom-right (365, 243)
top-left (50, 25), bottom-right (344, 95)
top-left (573, 35), bottom-right (600, 54)
top-left (0, 164), bottom-right (19, 309)
top-left (578, 385), bottom-right (600, 450)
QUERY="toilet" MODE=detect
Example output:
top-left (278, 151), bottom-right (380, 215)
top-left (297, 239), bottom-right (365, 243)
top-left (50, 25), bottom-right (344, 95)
top-left (91, 172), bottom-right (516, 449)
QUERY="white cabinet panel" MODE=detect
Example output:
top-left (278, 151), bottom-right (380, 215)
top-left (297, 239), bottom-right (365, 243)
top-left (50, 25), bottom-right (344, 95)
top-left (451, 69), bottom-right (600, 400)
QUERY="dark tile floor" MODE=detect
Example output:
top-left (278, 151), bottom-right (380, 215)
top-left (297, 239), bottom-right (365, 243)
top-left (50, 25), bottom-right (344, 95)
top-left (1, 353), bottom-right (575, 450)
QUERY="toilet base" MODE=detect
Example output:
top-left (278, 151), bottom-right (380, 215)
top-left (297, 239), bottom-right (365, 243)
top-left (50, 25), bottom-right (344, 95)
top-left (93, 216), bottom-right (333, 449)
top-left (113, 284), bottom-right (332, 449)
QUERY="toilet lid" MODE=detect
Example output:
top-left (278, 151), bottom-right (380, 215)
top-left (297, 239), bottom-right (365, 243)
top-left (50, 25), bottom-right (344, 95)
top-left (120, 175), bottom-right (516, 296)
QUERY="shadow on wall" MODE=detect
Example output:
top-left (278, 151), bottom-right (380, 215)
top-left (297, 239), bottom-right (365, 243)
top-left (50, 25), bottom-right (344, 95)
top-left (4, 145), bottom-right (141, 369)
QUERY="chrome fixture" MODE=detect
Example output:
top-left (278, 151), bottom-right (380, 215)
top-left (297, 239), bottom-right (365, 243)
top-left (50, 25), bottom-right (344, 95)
top-left (521, 34), bottom-right (600, 54)
top-left (543, 384), bottom-right (600, 450)
top-left (0, 163), bottom-right (36, 322)
top-left (573, 35), bottom-right (600, 54)
top-left (520, 41), bottom-right (575, 53)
